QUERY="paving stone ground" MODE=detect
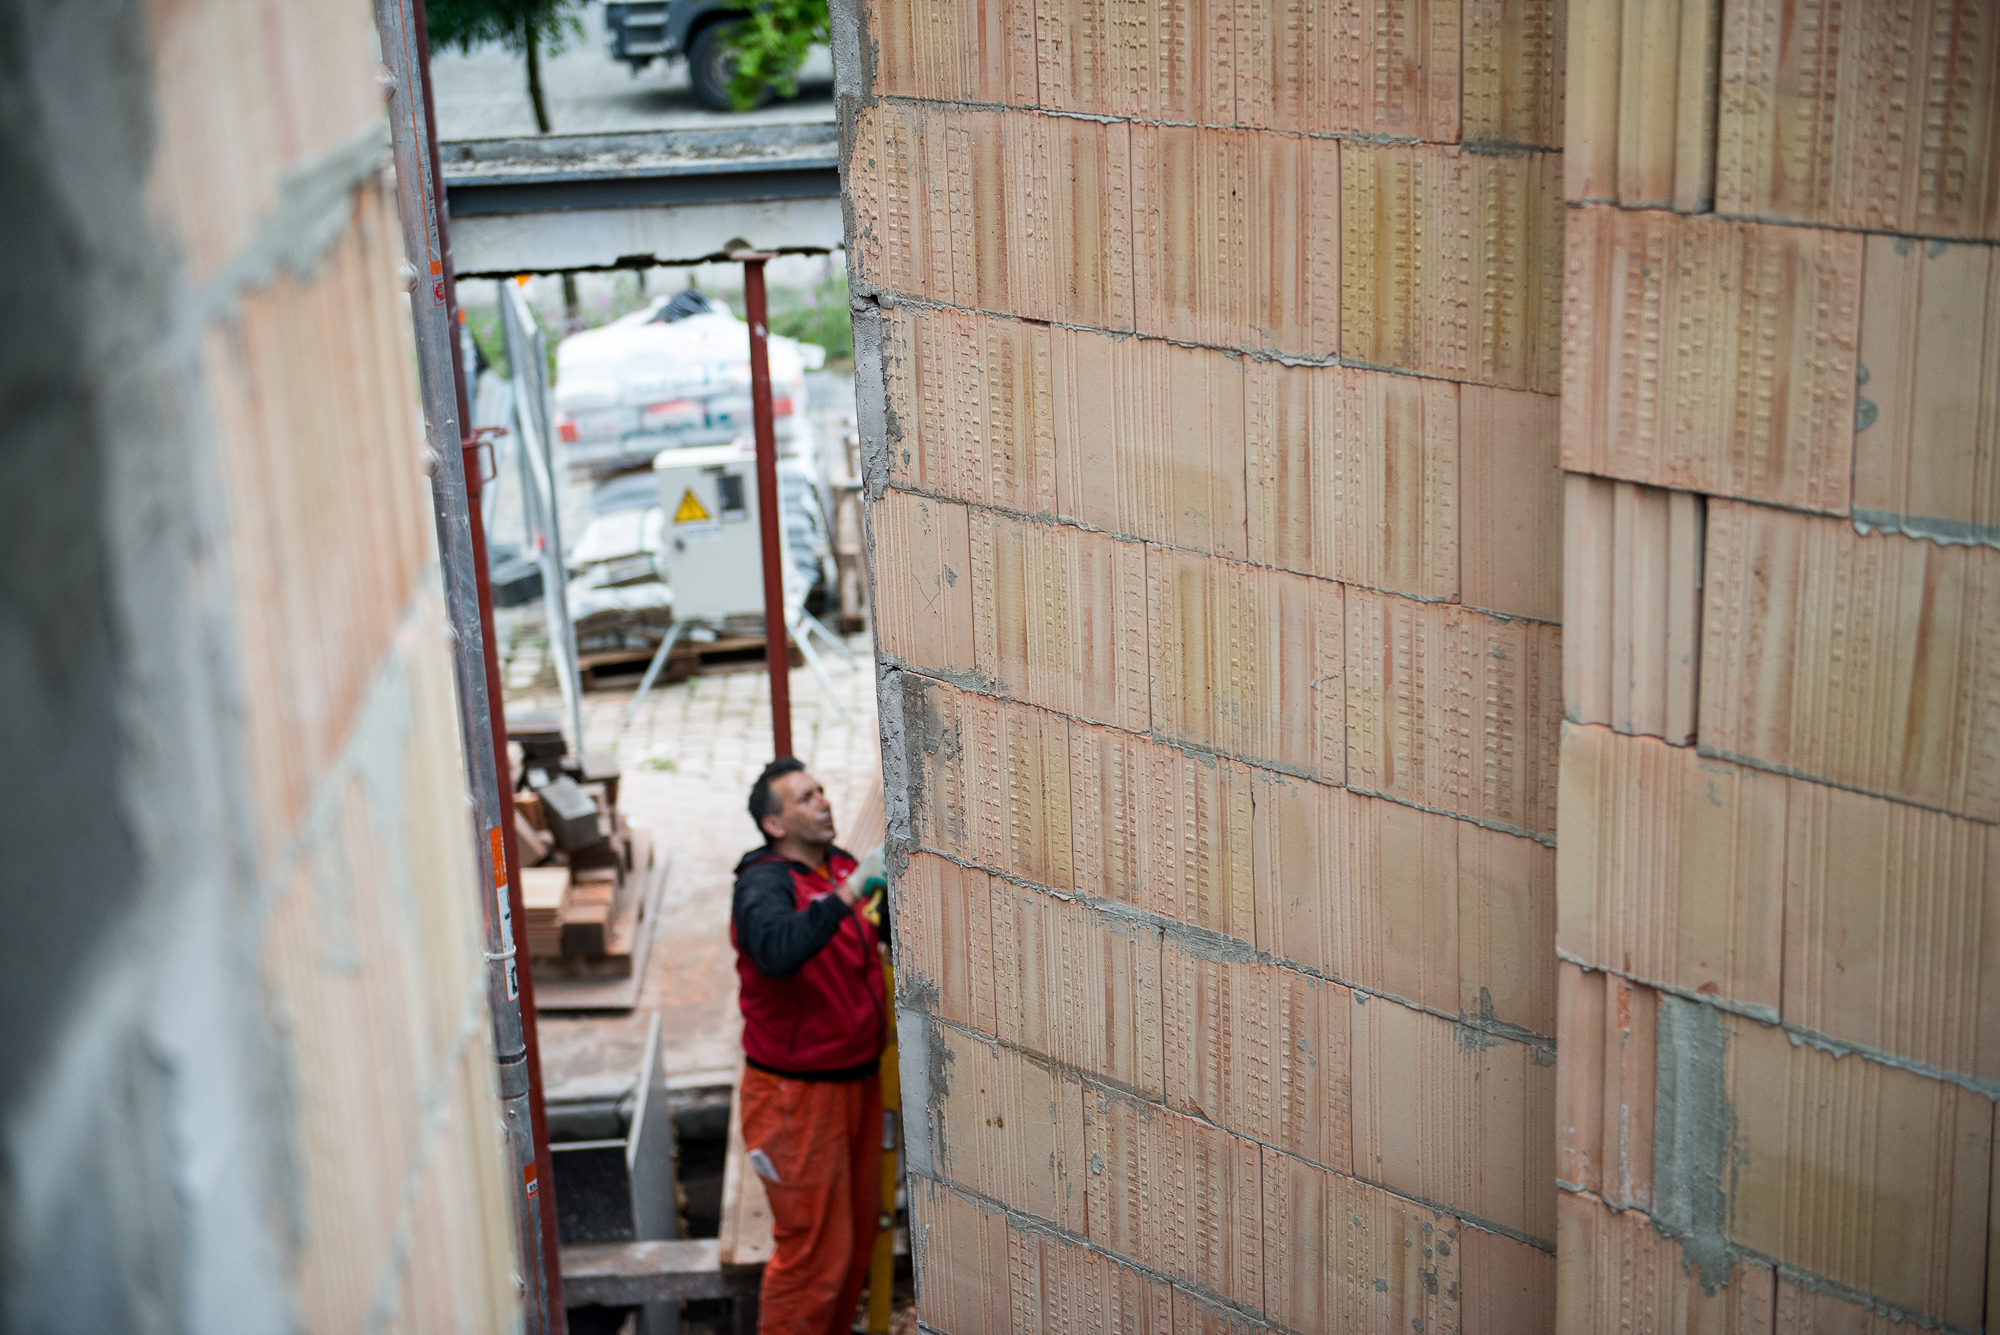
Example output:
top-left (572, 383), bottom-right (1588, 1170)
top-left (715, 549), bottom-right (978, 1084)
top-left (501, 611), bottom-right (881, 1086)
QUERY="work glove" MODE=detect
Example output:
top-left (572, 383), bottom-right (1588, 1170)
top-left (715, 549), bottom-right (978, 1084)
top-left (842, 846), bottom-right (888, 930)
top-left (847, 844), bottom-right (887, 900)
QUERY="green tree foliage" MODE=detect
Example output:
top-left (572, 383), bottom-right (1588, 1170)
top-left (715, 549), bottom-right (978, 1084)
top-left (425, 0), bottom-right (585, 132)
top-left (720, 0), bottom-right (828, 111)
top-left (767, 270), bottom-right (854, 361)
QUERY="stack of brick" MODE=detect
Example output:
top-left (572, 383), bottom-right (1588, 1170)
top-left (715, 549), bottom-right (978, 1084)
top-left (1556, 2), bottom-right (2000, 1332)
top-left (838, 0), bottom-right (1569, 1326)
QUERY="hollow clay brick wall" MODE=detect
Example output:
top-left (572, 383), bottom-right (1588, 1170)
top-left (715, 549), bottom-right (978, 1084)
top-left (841, 0), bottom-right (1569, 1327)
top-left (148, 1), bottom-right (522, 1324)
top-left (1556, 2), bottom-right (2000, 1333)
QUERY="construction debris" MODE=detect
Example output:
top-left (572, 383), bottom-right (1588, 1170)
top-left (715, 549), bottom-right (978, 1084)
top-left (566, 501), bottom-right (674, 666)
top-left (552, 289), bottom-right (823, 477)
top-left (506, 712), bottom-right (653, 985)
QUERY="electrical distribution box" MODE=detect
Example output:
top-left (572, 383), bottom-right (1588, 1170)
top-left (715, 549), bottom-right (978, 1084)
top-left (652, 441), bottom-right (797, 623)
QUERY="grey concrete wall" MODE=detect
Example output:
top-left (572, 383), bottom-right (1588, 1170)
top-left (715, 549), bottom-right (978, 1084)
top-left (0, 3), bottom-right (294, 1327)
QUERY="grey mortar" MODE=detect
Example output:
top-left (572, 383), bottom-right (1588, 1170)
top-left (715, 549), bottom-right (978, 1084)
top-left (1654, 995), bottom-right (1737, 1293)
top-left (1851, 508), bottom-right (2000, 550)
top-left (827, 0), bottom-right (875, 253)
top-left (900, 673), bottom-right (965, 849)
top-left (849, 300), bottom-right (890, 500)
top-left (896, 1008), bottom-right (955, 1182)
top-left (876, 666), bottom-right (912, 853)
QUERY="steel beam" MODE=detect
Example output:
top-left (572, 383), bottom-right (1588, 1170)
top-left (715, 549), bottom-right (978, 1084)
top-left (442, 125), bottom-right (842, 275)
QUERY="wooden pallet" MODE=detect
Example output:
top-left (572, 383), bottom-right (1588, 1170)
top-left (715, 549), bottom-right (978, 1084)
top-left (847, 773), bottom-right (885, 853)
top-left (531, 849), bottom-right (669, 1011)
top-left (579, 636), bottom-right (805, 691)
top-left (718, 1062), bottom-right (775, 1273)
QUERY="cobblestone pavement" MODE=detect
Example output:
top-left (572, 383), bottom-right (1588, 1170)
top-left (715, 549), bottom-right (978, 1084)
top-left (503, 612), bottom-right (881, 1084)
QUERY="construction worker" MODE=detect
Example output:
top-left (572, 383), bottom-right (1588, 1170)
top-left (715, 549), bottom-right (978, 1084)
top-left (732, 757), bottom-right (888, 1335)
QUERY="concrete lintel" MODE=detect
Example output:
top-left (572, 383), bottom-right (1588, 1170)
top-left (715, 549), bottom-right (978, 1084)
top-left (448, 196), bottom-right (845, 276)
top-left (441, 122), bottom-right (838, 180)
top-left (447, 165), bottom-right (840, 218)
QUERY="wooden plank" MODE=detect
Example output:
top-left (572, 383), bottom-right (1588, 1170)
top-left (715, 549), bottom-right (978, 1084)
top-left (578, 638), bottom-right (804, 690)
top-left (718, 1062), bottom-right (775, 1268)
top-left (560, 1238), bottom-right (749, 1305)
top-left (521, 865), bottom-right (569, 959)
top-left (846, 771), bottom-right (886, 854)
top-left (533, 849), bottom-right (670, 1012)
top-left (520, 870), bottom-right (568, 909)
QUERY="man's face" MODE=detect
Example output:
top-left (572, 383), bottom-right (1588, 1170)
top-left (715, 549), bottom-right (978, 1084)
top-left (763, 770), bottom-right (836, 848)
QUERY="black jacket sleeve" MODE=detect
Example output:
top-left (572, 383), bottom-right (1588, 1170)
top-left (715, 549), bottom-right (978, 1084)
top-left (733, 859), bottom-right (850, 980)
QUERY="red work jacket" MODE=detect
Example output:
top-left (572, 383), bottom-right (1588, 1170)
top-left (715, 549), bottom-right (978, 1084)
top-left (730, 846), bottom-right (886, 1078)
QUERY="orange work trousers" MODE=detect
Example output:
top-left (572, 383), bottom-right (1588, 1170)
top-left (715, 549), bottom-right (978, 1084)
top-left (738, 1065), bottom-right (883, 1335)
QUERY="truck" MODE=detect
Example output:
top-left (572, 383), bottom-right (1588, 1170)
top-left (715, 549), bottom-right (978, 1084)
top-left (602, 1), bottom-right (772, 112)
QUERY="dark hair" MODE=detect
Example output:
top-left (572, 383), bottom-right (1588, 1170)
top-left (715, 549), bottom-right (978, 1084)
top-left (748, 756), bottom-right (806, 841)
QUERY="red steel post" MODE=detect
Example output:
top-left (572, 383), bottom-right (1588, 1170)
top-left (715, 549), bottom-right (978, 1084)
top-left (410, 2), bottom-right (565, 1324)
top-left (741, 256), bottom-right (794, 761)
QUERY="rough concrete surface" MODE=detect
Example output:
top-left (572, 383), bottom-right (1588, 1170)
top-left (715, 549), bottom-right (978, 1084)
top-left (1652, 996), bottom-right (1733, 1291)
top-left (0, 2), bottom-right (292, 1326)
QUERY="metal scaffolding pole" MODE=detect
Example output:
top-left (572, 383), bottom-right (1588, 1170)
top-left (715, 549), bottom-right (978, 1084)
top-left (375, 1), bottom-right (552, 1328)
top-left (497, 282), bottom-right (585, 754)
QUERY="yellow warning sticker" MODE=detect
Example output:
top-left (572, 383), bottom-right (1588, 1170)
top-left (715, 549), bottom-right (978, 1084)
top-left (673, 488), bottom-right (712, 524)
